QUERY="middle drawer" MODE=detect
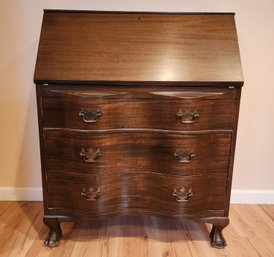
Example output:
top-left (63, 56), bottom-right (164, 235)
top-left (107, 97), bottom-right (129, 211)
top-left (44, 130), bottom-right (232, 176)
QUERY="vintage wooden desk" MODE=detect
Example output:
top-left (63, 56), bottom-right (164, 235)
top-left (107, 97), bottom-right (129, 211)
top-left (34, 10), bottom-right (244, 248)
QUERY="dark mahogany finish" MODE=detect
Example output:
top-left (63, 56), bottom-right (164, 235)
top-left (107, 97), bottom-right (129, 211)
top-left (34, 11), bottom-right (243, 84)
top-left (46, 172), bottom-right (227, 217)
top-left (34, 10), bottom-right (243, 249)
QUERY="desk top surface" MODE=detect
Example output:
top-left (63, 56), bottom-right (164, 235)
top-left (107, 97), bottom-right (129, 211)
top-left (34, 11), bottom-right (243, 86)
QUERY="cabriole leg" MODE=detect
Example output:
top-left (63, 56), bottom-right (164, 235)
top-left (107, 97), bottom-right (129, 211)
top-left (43, 217), bottom-right (62, 247)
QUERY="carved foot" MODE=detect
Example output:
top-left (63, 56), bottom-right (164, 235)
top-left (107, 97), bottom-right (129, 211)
top-left (43, 218), bottom-right (62, 247)
top-left (210, 225), bottom-right (227, 249)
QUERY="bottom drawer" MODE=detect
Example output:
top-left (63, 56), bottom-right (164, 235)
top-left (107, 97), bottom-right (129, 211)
top-left (45, 172), bottom-right (227, 217)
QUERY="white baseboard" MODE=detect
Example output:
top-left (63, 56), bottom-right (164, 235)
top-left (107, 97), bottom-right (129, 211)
top-left (230, 189), bottom-right (274, 204)
top-left (0, 187), bottom-right (43, 201)
top-left (0, 187), bottom-right (273, 204)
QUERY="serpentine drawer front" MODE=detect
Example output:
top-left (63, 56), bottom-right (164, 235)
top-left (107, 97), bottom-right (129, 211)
top-left (46, 172), bottom-right (227, 217)
top-left (41, 87), bottom-right (236, 130)
top-left (34, 11), bottom-right (244, 249)
top-left (44, 130), bottom-right (232, 176)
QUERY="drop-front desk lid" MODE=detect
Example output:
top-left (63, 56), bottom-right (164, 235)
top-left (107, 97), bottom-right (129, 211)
top-left (34, 10), bottom-right (244, 86)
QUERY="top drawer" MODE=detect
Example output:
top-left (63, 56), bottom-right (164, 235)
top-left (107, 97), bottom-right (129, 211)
top-left (39, 86), bottom-right (237, 130)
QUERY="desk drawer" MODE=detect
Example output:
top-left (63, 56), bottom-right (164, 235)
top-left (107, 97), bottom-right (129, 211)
top-left (46, 172), bottom-right (226, 217)
top-left (44, 130), bottom-right (231, 176)
top-left (41, 87), bottom-right (236, 130)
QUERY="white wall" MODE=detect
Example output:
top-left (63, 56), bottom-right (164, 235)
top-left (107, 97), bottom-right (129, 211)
top-left (0, 0), bottom-right (274, 203)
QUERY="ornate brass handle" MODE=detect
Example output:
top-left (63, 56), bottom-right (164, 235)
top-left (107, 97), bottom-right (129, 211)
top-left (174, 150), bottom-right (196, 163)
top-left (81, 187), bottom-right (101, 201)
top-left (173, 187), bottom-right (193, 202)
top-left (79, 109), bottom-right (102, 123)
top-left (176, 108), bottom-right (199, 124)
top-left (80, 147), bottom-right (102, 163)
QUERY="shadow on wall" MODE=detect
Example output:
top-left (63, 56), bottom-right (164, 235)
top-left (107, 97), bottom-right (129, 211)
top-left (14, 41), bottom-right (42, 190)
top-left (15, 85), bottom-right (41, 188)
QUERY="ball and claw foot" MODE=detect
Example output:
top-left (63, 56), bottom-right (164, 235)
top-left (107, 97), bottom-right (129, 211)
top-left (44, 230), bottom-right (61, 247)
top-left (210, 225), bottom-right (227, 249)
top-left (43, 218), bottom-right (62, 247)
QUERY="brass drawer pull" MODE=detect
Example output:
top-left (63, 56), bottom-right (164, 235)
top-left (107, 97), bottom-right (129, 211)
top-left (174, 150), bottom-right (196, 163)
top-left (80, 147), bottom-right (102, 163)
top-left (173, 187), bottom-right (193, 202)
top-left (79, 108), bottom-right (102, 123)
top-left (176, 108), bottom-right (199, 124)
top-left (81, 187), bottom-right (101, 201)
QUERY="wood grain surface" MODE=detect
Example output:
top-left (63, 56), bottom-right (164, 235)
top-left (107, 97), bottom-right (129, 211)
top-left (34, 11), bottom-right (243, 84)
top-left (45, 172), bottom-right (226, 217)
top-left (0, 202), bottom-right (273, 257)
